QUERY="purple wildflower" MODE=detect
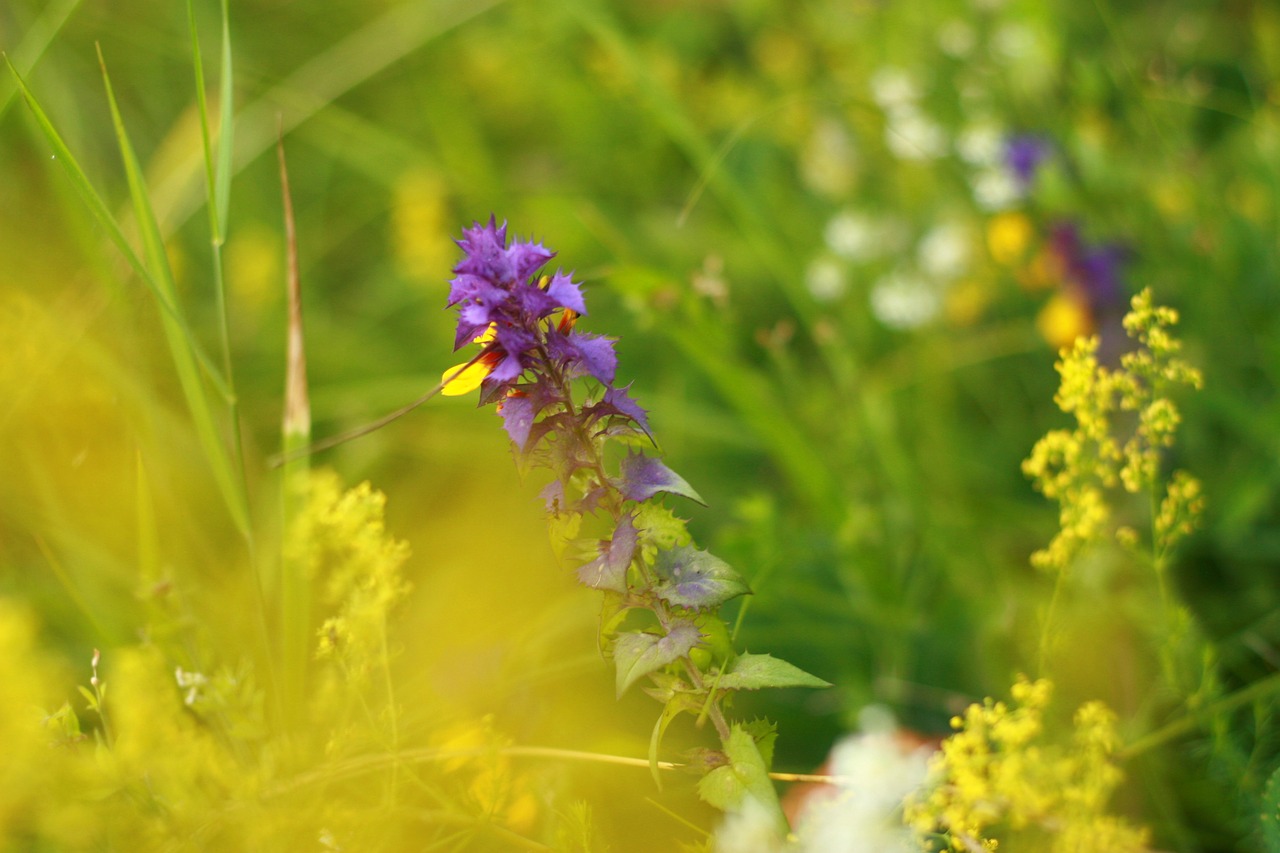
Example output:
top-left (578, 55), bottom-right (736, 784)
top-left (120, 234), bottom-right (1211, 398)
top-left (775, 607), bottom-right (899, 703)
top-left (1004, 134), bottom-right (1052, 189)
top-left (1049, 222), bottom-right (1130, 309)
top-left (446, 216), bottom-right (596, 396)
top-left (443, 218), bottom-right (827, 759)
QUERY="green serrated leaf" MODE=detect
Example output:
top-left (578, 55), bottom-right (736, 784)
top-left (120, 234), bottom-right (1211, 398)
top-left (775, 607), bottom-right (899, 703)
top-left (696, 725), bottom-right (785, 833)
top-left (738, 718), bottom-right (778, 769)
top-left (716, 653), bottom-right (831, 691)
top-left (614, 624), bottom-right (701, 698)
top-left (633, 503), bottom-right (691, 565)
top-left (1262, 763), bottom-right (1280, 853)
top-left (653, 545), bottom-right (751, 610)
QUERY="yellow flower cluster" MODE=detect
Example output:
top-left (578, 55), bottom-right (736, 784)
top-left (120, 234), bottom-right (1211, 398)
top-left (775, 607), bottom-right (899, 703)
top-left (905, 677), bottom-right (1150, 852)
top-left (283, 471), bottom-right (411, 679)
top-left (1021, 289), bottom-right (1203, 572)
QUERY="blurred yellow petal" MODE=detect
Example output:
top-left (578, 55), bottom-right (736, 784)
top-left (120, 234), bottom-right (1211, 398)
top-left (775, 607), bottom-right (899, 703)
top-left (1037, 292), bottom-right (1093, 350)
top-left (441, 361), bottom-right (491, 396)
top-left (987, 211), bottom-right (1034, 266)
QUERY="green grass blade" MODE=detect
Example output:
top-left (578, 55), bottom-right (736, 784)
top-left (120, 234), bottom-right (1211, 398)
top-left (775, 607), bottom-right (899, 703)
top-left (0, 0), bottom-right (82, 119)
top-left (214, 0), bottom-right (235, 239)
top-left (5, 56), bottom-right (232, 404)
top-left (97, 45), bottom-right (250, 537)
top-left (188, 0), bottom-right (251, 514)
top-left (279, 131), bottom-right (312, 723)
top-left (566, 0), bottom-right (856, 388)
top-left (187, 0), bottom-right (220, 242)
top-left (150, 0), bottom-right (505, 235)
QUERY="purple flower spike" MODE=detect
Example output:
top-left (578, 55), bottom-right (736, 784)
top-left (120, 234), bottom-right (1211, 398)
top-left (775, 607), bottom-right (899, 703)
top-left (453, 216), bottom-right (553, 287)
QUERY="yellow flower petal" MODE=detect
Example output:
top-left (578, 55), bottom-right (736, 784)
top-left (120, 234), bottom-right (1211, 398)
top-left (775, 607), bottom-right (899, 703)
top-left (987, 211), bottom-right (1034, 266)
top-left (441, 361), bottom-right (491, 396)
top-left (1036, 292), bottom-right (1093, 350)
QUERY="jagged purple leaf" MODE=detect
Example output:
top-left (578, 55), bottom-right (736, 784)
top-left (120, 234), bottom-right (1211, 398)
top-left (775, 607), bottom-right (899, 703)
top-left (499, 394), bottom-right (536, 449)
top-left (653, 545), bottom-right (750, 610)
top-left (576, 514), bottom-right (638, 592)
top-left (619, 453), bottom-right (705, 505)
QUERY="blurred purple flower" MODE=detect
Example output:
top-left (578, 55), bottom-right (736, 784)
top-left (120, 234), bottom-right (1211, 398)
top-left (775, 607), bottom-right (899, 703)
top-left (1004, 134), bottom-right (1052, 189)
top-left (1049, 222), bottom-right (1130, 309)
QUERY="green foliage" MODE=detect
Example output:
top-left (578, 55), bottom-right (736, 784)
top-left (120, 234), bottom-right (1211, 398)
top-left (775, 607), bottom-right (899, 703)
top-left (1262, 764), bottom-right (1280, 853)
top-left (715, 653), bottom-right (831, 692)
top-left (697, 724), bottom-right (785, 834)
top-left (3, 0), bottom-right (1280, 848)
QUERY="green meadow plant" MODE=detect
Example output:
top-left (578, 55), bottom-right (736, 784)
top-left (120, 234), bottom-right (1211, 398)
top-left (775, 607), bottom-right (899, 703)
top-left (905, 290), bottom-right (1207, 852)
top-left (438, 217), bottom-right (830, 826)
top-left (8, 1), bottom-right (1280, 850)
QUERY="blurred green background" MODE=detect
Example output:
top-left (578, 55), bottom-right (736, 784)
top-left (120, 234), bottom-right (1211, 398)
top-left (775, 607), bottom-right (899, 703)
top-left (2, 0), bottom-right (1279, 849)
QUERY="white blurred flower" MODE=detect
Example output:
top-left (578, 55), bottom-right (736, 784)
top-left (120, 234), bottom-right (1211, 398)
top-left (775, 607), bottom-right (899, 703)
top-left (714, 712), bottom-right (934, 853)
top-left (716, 795), bottom-right (787, 853)
top-left (992, 22), bottom-right (1035, 62)
top-left (801, 117), bottom-right (858, 197)
top-left (971, 165), bottom-right (1021, 211)
top-left (918, 222), bottom-right (973, 280)
top-left (956, 121), bottom-right (1005, 168)
top-left (806, 257), bottom-right (847, 303)
top-left (870, 67), bottom-right (919, 109)
top-left (937, 20), bottom-right (976, 57)
top-left (792, 715), bottom-right (933, 853)
top-left (871, 270), bottom-right (942, 329)
top-left (824, 211), bottom-right (907, 262)
top-left (885, 107), bottom-right (947, 161)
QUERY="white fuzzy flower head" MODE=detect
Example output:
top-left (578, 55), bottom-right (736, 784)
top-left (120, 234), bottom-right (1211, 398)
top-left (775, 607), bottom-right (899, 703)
top-left (937, 20), bottom-right (976, 57)
top-left (824, 211), bottom-right (908, 262)
top-left (792, 711), bottom-right (933, 853)
top-left (971, 166), bottom-right (1022, 211)
top-left (885, 107), bottom-right (947, 161)
top-left (806, 257), bottom-right (848, 303)
top-left (956, 121), bottom-right (1006, 168)
top-left (715, 795), bottom-right (787, 853)
top-left (918, 222), bottom-right (973, 280)
top-left (870, 67), bottom-right (920, 110)
top-left (871, 270), bottom-right (942, 329)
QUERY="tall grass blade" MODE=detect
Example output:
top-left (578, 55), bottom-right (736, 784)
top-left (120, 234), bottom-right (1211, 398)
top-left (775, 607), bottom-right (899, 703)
top-left (96, 45), bottom-right (250, 537)
top-left (150, 0), bottom-right (506, 235)
top-left (187, 0), bottom-right (253, 533)
top-left (5, 57), bottom-right (232, 403)
top-left (278, 128), bottom-right (311, 720)
top-left (214, 0), bottom-right (235, 239)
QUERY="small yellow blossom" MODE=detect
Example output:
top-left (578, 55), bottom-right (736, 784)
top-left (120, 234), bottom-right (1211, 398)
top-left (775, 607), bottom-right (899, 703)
top-left (905, 677), bottom-right (1149, 853)
top-left (987, 212), bottom-right (1035, 266)
top-left (1036, 291), bottom-right (1093, 350)
top-left (1023, 290), bottom-right (1203, 572)
top-left (284, 471), bottom-right (411, 678)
